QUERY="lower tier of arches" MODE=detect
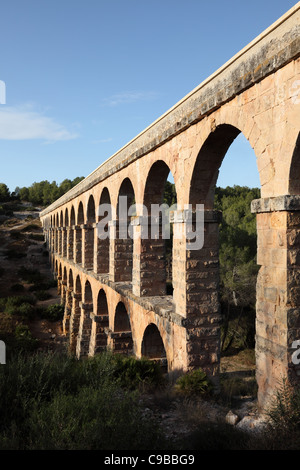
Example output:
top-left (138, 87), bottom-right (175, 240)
top-left (51, 254), bottom-right (217, 380)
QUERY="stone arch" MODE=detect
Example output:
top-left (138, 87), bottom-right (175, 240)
top-left (288, 132), bottom-right (300, 195)
top-left (89, 288), bottom-right (109, 356)
top-left (135, 160), bottom-right (177, 297)
top-left (65, 207), bottom-right (69, 227)
top-left (184, 122), bottom-right (261, 390)
top-left (114, 301), bottom-right (130, 332)
top-left (189, 124), bottom-right (242, 208)
top-left (83, 195), bottom-right (96, 270)
top-left (87, 194), bottom-right (96, 223)
top-left (75, 202), bottom-right (84, 264)
top-left (77, 201), bottom-right (84, 225)
top-left (95, 187), bottom-right (111, 274)
top-left (141, 323), bottom-right (167, 372)
top-left (110, 178), bottom-right (136, 283)
top-left (109, 301), bottom-right (133, 355)
top-left (70, 206), bottom-right (75, 226)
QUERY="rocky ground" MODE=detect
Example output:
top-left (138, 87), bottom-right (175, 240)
top-left (0, 203), bottom-right (268, 446)
top-left (0, 204), bottom-right (66, 351)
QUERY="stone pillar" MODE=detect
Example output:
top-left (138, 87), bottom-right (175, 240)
top-left (82, 224), bottom-right (94, 271)
top-left (69, 292), bottom-right (82, 353)
top-left (57, 275), bottom-right (62, 295)
top-left (57, 228), bottom-right (62, 255)
top-left (88, 312), bottom-right (109, 356)
top-left (49, 228), bottom-right (54, 252)
top-left (67, 227), bottom-right (74, 260)
top-left (61, 281), bottom-right (67, 305)
top-left (109, 219), bottom-right (133, 282)
top-left (63, 287), bottom-right (73, 335)
top-left (106, 328), bottom-right (133, 355)
top-left (172, 209), bottom-right (221, 383)
top-left (61, 228), bottom-right (67, 257)
top-left (54, 229), bottom-right (58, 253)
top-left (76, 302), bottom-right (93, 358)
top-left (94, 224), bottom-right (109, 274)
top-left (132, 215), bottom-right (166, 297)
top-left (73, 226), bottom-right (82, 264)
top-left (251, 195), bottom-right (300, 409)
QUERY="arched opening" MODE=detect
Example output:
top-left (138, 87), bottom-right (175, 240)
top-left (68, 206), bottom-right (75, 261)
top-left (111, 301), bottom-right (133, 355)
top-left (141, 323), bottom-right (167, 372)
top-left (89, 289), bottom-right (109, 355)
top-left (111, 178), bottom-right (135, 283)
top-left (84, 195), bottom-right (95, 270)
top-left (62, 208), bottom-right (69, 256)
top-left (288, 132), bottom-right (300, 195)
top-left (95, 187), bottom-right (111, 274)
top-left (75, 202), bottom-right (84, 264)
top-left (70, 206), bottom-right (75, 226)
top-left (188, 123), bottom-right (259, 394)
top-left (114, 301), bottom-right (130, 332)
top-left (141, 160), bottom-right (177, 297)
top-left (77, 202), bottom-right (84, 225)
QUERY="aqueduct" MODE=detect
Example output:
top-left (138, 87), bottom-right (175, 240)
top-left (40, 4), bottom-right (300, 409)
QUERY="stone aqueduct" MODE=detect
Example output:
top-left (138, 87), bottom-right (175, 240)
top-left (40, 5), bottom-right (300, 409)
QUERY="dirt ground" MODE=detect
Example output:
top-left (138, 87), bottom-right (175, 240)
top-left (0, 207), bottom-right (66, 351)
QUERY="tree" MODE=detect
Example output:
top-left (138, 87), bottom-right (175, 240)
top-left (215, 186), bottom-right (260, 352)
top-left (0, 183), bottom-right (10, 202)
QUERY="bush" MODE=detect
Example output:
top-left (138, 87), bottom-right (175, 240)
top-left (175, 368), bottom-right (213, 396)
top-left (34, 291), bottom-right (52, 301)
top-left (18, 267), bottom-right (43, 284)
top-left (268, 379), bottom-right (300, 427)
top-left (111, 354), bottom-right (165, 390)
top-left (14, 325), bottom-right (39, 351)
top-left (0, 352), bottom-right (164, 450)
top-left (39, 304), bottom-right (64, 322)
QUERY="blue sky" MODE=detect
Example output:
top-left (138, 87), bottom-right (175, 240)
top-left (0, 0), bottom-right (297, 192)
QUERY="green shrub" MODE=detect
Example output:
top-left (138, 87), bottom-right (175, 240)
top-left (13, 325), bottom-right (39, 352)
top-left (18, 267), bottom-right (43, 283)
top-left (0, 352), bottom-right (164, 450)
top-left (111, 354), bottom-right (165, 390)
top-left (267, 378), bottom-right (300, 433)
top-left (175, 368), bottom-right (213, 396)
top-left (35, 291), bottom-right (52, 301)
top-left (39, 304), bottom-right (64, 322)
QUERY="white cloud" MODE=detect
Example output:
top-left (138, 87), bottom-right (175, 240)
top-left (102, 90), bottom-right (159, 107)
top-left (91, 137), bottom-right (113, 144)
top-left (0, 104), bottom-right (78, 142)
